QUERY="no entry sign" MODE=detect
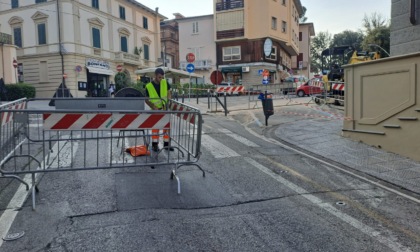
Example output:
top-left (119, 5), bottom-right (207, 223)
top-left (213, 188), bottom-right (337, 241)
top-left (186, 53), bottom-right (195, 63)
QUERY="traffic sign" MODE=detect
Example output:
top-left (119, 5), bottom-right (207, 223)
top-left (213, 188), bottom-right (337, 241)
top-left (186, 53), bottom-right (195, 63)
top-left (262, 79), bottom-right (269, 85)
top-left (186, 63), bottom-right (195, 73)
top-left (12, 59), bottom-right (17, 68)
top-left (258, 69), bottom-right (263, 76)
top-left (116, 65), bottom-right (123, 72)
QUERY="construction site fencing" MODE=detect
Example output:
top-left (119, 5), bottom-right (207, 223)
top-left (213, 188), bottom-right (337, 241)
top-left (0, 98), bottom-right (204, 210)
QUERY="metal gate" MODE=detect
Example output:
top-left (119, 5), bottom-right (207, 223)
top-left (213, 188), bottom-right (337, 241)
top-left (0, 98), bottom-right (204, 209)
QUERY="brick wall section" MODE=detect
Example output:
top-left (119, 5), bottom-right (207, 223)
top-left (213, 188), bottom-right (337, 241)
top-left (390, 0), bottom-right (420, 56)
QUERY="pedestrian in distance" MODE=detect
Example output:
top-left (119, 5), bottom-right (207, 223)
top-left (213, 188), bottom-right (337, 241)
top-left (145, 68), bottom-right (174, 152)
top-left (108, 83), bottom-right (115, 97)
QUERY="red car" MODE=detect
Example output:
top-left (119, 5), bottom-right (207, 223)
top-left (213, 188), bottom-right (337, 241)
top-left (296, 78), bottom-right (324, 97)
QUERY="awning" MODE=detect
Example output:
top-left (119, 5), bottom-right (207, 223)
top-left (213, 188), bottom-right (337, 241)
top-left (135, 67), bottom-right (203, 79)
top-left (220, 67), bottom-right (242, 73)
top-left (86, 66), bottom-right (114, 76)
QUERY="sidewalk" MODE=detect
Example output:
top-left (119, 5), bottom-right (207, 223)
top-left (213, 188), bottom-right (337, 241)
top-left (184, 96), bottom-right (420, 195)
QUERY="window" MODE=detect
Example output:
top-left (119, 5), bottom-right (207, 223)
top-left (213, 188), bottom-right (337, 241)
top-left (92, 27), bottom-right (101, 48)
top-left (92, 0), bottom-right (99, 9)
top-left (299, 32), bottom-right (302, 41)
top-left (223, 46), bottom-right (241, 61)
top-left (11, 0), bottom-right (19, 8)
top-left (266, 46), bottom-right (277, 60)
top-left (119, 6), bottom-right (126, 20)
top-left (282, 0), bottom-right (286, 6)
top-left (144, 44), bottom-right (149, 60)
top-left (193, 22), bottom-right (199, 34)
top-left (271, 17), bottom-right (277, 30)
top-left (120, 36), bottom-right (128, 52)
top-left (13, 27), bottom-right (22, 47)
top-left (143, 17), bottom-right (148, 29)
top-left (40, 61), bottom-right (48, 82)
top-left (37, 23), bottom-right (46, 45)
top-left (282, 21), bottom-right (287, 33)
top-left (35, 0), bottom-right (46, 3)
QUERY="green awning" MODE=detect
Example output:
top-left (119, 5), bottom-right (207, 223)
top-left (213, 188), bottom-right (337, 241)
top-left (221, 67), bottom-right (242, 73)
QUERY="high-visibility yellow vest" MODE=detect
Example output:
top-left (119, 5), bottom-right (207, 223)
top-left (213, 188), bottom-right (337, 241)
top-left (146, 79), bottom-right (168, 109)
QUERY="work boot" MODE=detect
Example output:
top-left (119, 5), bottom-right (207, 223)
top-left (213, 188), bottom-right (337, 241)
top-left (164, 142), bottom-right (174, 151)
top-left (152, 143), bottom-right (159, 152)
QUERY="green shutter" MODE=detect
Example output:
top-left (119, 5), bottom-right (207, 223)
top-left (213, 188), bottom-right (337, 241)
top-left (38, 23), bottom-right (46, 45)
top-left (92, 28), bottom-right (101, 48)
top-left (121, 36), bottom-right (127, 52)
top-left (144, 44), bottom-right (149, 60)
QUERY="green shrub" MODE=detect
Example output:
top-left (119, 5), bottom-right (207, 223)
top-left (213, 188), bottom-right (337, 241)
top-left (0, 83), bottom-right (36, 101)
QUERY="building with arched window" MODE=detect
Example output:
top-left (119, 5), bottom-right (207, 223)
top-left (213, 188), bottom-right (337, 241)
top-left (0, 0), bottom-right (166, 98)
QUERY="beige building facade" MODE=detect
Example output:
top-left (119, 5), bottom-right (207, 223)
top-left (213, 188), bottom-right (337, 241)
top-left (343, 0), bottom-right (420, 161)
top-left (177, 14), bottom-right (217, 84)
top-left (0, 33), bottom-right (18, 84)
top-left (0, 0), bottom-right (165, 98)
top-left (291, 23), bottom-right (315, 79)
top-left (213, 0), bottom-right (303, 88)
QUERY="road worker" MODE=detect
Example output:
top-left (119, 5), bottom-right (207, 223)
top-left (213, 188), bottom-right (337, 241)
top-left (145, 68), bottom-right (173, 152)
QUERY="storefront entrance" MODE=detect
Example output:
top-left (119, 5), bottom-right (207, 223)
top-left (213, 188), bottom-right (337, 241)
top-left (85, 58), bottom-right (114, 97)
top-left (87, 73), bottom-right (108, 97)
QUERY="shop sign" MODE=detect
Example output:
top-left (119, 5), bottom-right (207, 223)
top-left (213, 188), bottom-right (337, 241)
top-left (86, 58), bottom-right (110, 70)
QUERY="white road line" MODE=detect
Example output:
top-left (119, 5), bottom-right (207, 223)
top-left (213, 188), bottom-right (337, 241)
top-left (111, 137), bottom-right (135, 164)
top-left (0, 136), bottom-right (78, 248)
top-left (201, 134), bottom-right (240, 159)
top-left (218, 128), bottom-right (260, 147)
top-left (245, 157), bottom-right (412, 252)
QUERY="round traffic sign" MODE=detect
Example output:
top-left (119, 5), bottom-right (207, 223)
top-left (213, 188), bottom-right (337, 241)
top-left (116, 65), bottom-right (123, 72)
top-left (186, 63), bottom-right (195, 73)
top-left (186, 53), bottom-right (195, 63)
top-left (13, 59), bottom-right (18, 68)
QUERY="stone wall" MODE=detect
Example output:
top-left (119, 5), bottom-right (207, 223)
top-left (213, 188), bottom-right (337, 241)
top-left (390, 0), bottom-right (420, 56)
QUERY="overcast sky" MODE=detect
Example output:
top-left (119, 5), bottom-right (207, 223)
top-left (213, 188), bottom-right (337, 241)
top-left (138, 0), bottom-right (391, 35)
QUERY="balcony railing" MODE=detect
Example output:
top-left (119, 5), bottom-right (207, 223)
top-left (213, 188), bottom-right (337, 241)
top-left (180, 59), bottom-right (213, 70)
top-left (0, 32), bottom-right (12, 44)
top-left (115, 52), bottom-right (140, 64)
top-left (216, 0), bottom-right (244, 11)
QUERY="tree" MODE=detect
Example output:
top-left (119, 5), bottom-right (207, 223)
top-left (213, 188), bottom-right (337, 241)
top-left (331, 30), bottom-right (365, 51)
top-left (361, 13), bottom-right (390, 57)
top-left (299, 6), bottom-right (307, 23)
top-left (310, 31), bottom-right (332, 73)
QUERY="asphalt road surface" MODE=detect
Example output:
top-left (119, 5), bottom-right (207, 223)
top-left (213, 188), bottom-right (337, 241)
top-left (0, 98), bottom-right (419, 252)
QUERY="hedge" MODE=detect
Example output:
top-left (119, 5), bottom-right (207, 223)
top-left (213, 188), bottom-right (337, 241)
top-left (0, 83), bottom-right (36, 101)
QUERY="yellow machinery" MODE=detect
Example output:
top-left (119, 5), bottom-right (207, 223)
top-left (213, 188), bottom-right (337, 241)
top-left (319, 46), bottom-right (381, 105)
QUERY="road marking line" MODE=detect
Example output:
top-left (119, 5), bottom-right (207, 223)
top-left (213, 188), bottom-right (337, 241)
top-left (218, 128), bottom-right (259, 147)
top-left (201, 134), bottom-right (240, 159)
top-left (0, 136), bottom-right (78, 248)
top-left (245, 157), bottom-right (412, 252)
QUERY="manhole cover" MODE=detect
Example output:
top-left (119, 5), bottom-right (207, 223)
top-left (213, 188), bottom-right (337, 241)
top-left (3, 231), bottom-right (25, 241)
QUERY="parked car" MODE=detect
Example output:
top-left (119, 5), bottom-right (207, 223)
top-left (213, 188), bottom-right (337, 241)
top-left (296, 78), bottom-right (323, 97)
top-left (281, 75), bottom-right (308, 94)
